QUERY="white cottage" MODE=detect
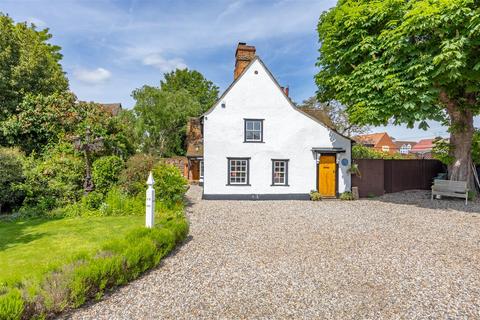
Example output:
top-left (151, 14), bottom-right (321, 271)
top-left (199, 42), bottom-right (352, 200)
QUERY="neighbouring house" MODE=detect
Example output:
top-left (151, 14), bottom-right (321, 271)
top-left (186, 118), bottom-right (204, 184)
top-left (410, 138), bottom-right (436, 159)
top-left (198, 42), bottom-right (352, 200)
top-left (394, 140), bottom-right (417, 155)
top-left (354, 132), bottom-right (397, 154)
top-left (100, 103), bottom-right (122, 116)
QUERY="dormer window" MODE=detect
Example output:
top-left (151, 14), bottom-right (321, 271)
top-left (244, 119), bottom-right (263, 143)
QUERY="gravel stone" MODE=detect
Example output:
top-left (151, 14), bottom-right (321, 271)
top-left (63, 187), bottom-right (480, 319)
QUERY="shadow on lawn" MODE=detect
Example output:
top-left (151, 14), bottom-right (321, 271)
top-left (0, 218), bottom-right (53, 251)
top-left (370, 190), bottom-right (480, 214)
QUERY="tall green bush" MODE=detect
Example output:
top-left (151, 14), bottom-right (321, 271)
top-left (352, 144), bottom-right (405, 160)
top-left (17, 144), bottom-right (84, 215)
top-left (119, 154), bottom-right (158, 196)
top-left (152, 162), bottom-right (188, 206)
top-left (92, 156), bottom-right (124, 194)
top-left (0, 148), bottom-right (25, 214)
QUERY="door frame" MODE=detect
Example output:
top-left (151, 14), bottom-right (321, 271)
top-left (316, 153), bottom-right (339, 197)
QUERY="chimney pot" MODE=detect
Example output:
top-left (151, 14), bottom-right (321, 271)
top-left (234, 42), bottom-right (256, 80)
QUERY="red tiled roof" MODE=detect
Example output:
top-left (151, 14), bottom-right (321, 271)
top-left (354, 132), bottom-right (388, 146)
top-left (411, 139), bottom-right (435, 153)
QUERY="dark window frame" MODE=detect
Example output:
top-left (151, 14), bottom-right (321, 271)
top-left (271, 159), bottom-right (289, 186)
top-left (244, 119), bottom-right (264, 143)
top-left (227, 157), bottom-right (251, 186)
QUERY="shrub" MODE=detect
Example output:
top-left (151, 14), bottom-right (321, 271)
top-left (340, 191), bottom-right (355, 200)
top-left (57, 187), bottom-right (144, 218)
top-left (352, 144), bottom-right (406, 160)
top-left (309, 190), bottom-right (322, 201)
top-left (119, 154), bottom-right (158, 196)
top-left (99, 187), bottom-right (144, 216)
top-left (17, 145), bottom-right (84, 215)
top-left (0, 148), bottom-right (25, 214)
top-left (152, 162), bottom-right (188, 206)
top-left (92, 156), bottom-right (124, 194)
top-left (5, 211), bottom-right (189, 318)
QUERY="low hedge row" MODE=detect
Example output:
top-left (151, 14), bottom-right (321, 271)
top-left (0, 212), bottom-right (188, 319)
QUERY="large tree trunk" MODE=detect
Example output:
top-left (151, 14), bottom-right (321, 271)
top-left (445, 102), bottom-right (475, 190)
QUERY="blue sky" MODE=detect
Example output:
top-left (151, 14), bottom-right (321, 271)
top-left (2, 0), bottom-right (477, 140)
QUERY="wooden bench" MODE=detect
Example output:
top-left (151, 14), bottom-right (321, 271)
top-left (431, 179), bottom-right (469, 204)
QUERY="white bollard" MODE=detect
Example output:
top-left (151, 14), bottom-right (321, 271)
top-left (145, 171), bottom-right (155, 228)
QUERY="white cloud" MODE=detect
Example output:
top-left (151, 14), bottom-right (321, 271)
top-left (73, 67), bottom-right (112, 84)
top-left (142, 53), bottom-right (187, 72)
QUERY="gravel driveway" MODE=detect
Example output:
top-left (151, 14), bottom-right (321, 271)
top-left (65, 186), bottom-right (480, 319)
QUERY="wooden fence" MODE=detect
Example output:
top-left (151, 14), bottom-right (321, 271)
top-left (352, 159), bottom-right (445, 198)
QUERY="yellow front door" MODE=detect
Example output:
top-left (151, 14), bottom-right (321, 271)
top-left (318, 155), bottom-right (336, 197)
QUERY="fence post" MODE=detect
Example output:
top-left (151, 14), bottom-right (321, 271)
top-left (145, 172), bottom-right (155, 228)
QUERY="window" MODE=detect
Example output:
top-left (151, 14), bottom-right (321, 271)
top-left (400, 144), bottom-right (411, 154)
top-left (381, 145), bottom-right (390, 152)
top-left (272, 159), bottom-right (289, 186)
top-left (244, 119), bottom-right (263, 142)
top-left (199, 160), bottom-right (204, 181)
top-left (227, 158), bottom-right (250, 185)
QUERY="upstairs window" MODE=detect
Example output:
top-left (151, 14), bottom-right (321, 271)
top-left (244, 119), bottom-right (263, 142)
top-left (381, 145), bottom-right (390, 152)
top-left (272, 159), bottom-right (289, 186)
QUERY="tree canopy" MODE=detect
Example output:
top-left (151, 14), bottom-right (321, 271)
top-left (160, 68), bottom-right (219, 112)
top-left (133, 86), bottom-right (202, 156)
top-left (0, 14), bottom-right (68, 122)
top-left (316, 0), bottom-right (480, 184)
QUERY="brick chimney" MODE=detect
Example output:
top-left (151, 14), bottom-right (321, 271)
top-left (234, 42), bottom-right (256, 80)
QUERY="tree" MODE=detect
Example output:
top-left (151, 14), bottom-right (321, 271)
top-left (299, 97), bottom-right (370, 136)
top-left (133, 86), bottom-right (201, 156)
top-left (160, 69), bottom-right (219, 112)
top-left (0, 14), bottom-right (68, 123)
top-left (316, 0), bottom-right (480, 186)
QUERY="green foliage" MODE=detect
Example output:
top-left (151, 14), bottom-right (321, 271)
top-left (340, 191), bottom-right (355, 200)
top-left (119, 154), bottom-right (158, 196)
top-left (316, 0), bottom-right (480, 181)
top-left (432, 138), bottom-right (455, 165)
top-left (0, 211), bottom-right (188, 319)
top-left (0, 14), bottom-right (68, 124)
top-left (0, 92), bottom-right (137, 157)
top-left (17, 143), bottom-right (84, 215)
top-left (133, 87), bottom-right (202, 156)
top-left (347, 163), bottom-right (361, 177)
top-left (309, 190), bottom-right (322, 201)
top-left (433, 131), bottom-right (480, 165)
top-left (57, 187), bottom-right (144, 218)
top-left (352, 144), bottom-right (405, 159)
top-left (152, 162), bottom-right (188, 206)
top-left (316, 0), bottom-right (479, 127)
top-left (0, 148), bottom-right (25, 213)
top-left (0, 288), bottom-right (23, 320)
top-left (92, 156), bottom-right (124, 194)
top-left (0, 93), bottom-right (77, 154)
top-left (160, 68), bottom-right (219, 112)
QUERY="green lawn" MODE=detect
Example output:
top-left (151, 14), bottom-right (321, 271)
top-left (0, 215), bottom-right (144, 284)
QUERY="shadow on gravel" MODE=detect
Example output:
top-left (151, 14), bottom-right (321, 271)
top-left (371, 190), bottom-right (480, 213)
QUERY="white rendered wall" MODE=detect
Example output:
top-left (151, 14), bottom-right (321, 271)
top-left (203, 59), bottom-right (351, 196)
